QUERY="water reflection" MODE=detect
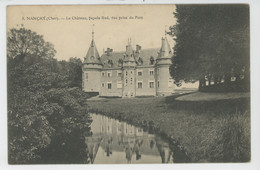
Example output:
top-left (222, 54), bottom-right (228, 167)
top-left (85, 113), bottom-right (178, 164)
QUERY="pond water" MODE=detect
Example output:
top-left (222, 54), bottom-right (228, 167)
top-left (85, 113), bottom-right (180, 164)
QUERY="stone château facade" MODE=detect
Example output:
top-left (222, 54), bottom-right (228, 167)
top-left (82, 31), bottom-right (174, 97)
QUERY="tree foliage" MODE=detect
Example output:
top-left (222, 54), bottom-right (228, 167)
top-left (7, 27), bottom-right (56, 60)
top-left (169, 5), bottom-right (250, 91)
top-left (7, 28), bottom-right (90, 164)
top-left (57, 57), bottom-right (83, 88)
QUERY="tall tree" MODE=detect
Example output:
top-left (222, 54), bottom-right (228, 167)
top-left (169, 5), bottom-right (249, 91)
top-left (7, 28), bottom-right (91, 164)
top-left (67, 57), bottom-right (83, 88)
top-left (7, 27), bottom-right (56, 60)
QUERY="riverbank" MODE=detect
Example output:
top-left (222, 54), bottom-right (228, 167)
top-left (87, 92), bottom-right (250, 162)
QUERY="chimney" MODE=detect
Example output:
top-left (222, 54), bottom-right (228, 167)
top-left (136, 45), bottom-right (142, 53)
top-left (105, 48), bottom-right (113, 56)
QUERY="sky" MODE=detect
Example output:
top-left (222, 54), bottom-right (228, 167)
top-left (7, 5), bottom-right (176, 61)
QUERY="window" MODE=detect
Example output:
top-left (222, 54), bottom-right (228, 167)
top-left (117, 80), bottom-right (122, 89)
top-left (102, 83), bottom-right (105, 87)
top-left (149, 82), bottom-right (154, 88)
top-left (138, 82), bottom-right (143, 88)
top-left (107, 83), bottom-right (112, 89)
top-left (107, 72), bottom-right (112, 77)
top-left (157, 81), bottom-right (160, 88)
top-left (149, 70), bottom-right (154, 76)
top-left (126, 71), bottom-right (128, 76)
top-left (102, 72), bottom-right (105, 76)
top-left (131, 78), bottom-right (133, 84)
top-left (138, 71), bottom-right (142, 76)
top-left (85, 73), bottom-right (88, 79)
top-left (118, 126), bottom-right (122, 132)
top-left (117, 71), bottom-right (122, 77)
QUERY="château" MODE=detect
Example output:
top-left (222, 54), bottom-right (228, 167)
top-left (82, 30), bottom-right (175, 97)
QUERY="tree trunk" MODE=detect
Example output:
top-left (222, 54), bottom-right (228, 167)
top-left (224, 74), bottom-right (231, 84)
top-left (224, 73), bottom-right (231, 91)
top-left (214, 75), bottom-right (219, 85)
top-left (208, 75), bottom-right (212, 86)
top-left (199, 77), bottom-right (206, 91)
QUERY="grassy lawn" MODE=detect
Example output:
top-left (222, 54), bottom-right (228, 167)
top-left (176, 91), bottom-right (250, 101)
top-left (87, 93), bottom-right (250, 162)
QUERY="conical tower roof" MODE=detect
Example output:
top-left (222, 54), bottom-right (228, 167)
top-left (158, 37), bottom-right (172, 59)
top-left (84, 30), bottom-right (102, 65)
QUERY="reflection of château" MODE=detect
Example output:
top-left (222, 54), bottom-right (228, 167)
top-left (82, 29), bottom-right (175, 97)
top-left (85, 114), bottom-right (174, 164)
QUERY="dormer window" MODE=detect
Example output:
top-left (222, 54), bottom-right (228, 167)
top-left (137, 57), bottom-right (143, 66)
top-left (90, 56), bottom-right (95, 61)
top-left (108, 59), bottom-right (113, 67)
top-left (118, 59), bottom-right (123, 67)
top-left (150, 56), bottom-right (155, 65)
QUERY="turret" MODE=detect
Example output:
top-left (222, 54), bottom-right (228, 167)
top-left (156, 37), bottom-right (172, 65)
top-left (155, 35), bottom-right (174, 96)
top-left (122, 38), bottom-right (136, 98)
top-left (82, 27), bottom-right (102, 93)
top-left (123, 38), bottom-right (136, 68)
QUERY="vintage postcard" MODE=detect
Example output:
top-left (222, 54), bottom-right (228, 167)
top-left (6, 4), bottom-right (251, 166)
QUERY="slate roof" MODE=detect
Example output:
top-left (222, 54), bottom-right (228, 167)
top-left (100, 48), bottom-right (160, 69)
top-left (158, 37), bottom-right (172, 59)
top-left (84, 39), bottom-right (103, 65)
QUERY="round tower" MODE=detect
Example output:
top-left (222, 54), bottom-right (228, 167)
top-left (155, 36), bottom-right (174, 96)
top-left (82, 28), bottom-right (103, 93)
top-left (122, 38), bottom-right (136, 98)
